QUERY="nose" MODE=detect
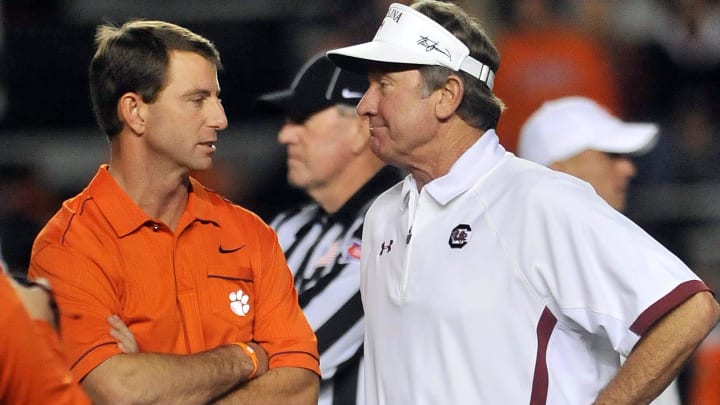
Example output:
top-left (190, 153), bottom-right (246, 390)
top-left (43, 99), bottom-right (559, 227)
top-left (210, 98), bottom-right (228, 130)
top-left (356, 85), bottom-right (377, 117)
top-left (278, 122), bottom-right (301, 145)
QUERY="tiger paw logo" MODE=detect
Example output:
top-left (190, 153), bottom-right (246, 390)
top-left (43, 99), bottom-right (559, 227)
top-left (229, 289), bottom-right (250, 316)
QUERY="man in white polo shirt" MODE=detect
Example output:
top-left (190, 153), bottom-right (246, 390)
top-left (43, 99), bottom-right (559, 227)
top-left (518, 96), bottom-right (658, 212)
top-left (327, 1), bottom-right (720, 404)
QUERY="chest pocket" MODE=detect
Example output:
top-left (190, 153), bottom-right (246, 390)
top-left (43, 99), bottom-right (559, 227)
top-left (207, 265), bottom-right (255, 332)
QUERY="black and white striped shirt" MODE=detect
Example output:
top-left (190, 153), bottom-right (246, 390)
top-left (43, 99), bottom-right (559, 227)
top-left (271, 167), bottom-right (401, 405)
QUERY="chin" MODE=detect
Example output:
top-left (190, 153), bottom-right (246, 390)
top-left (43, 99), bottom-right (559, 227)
top-left (190, 160), bottom-right (213, 172)
top-left (287, 176), bottom-right (305, 189)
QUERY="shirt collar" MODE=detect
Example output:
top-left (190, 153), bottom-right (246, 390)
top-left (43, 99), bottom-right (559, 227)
top-left (89, 165), bottom-right (220, 237)
top-left (186, 176), bottom-right (222, 225)
top-left (401, 129), bottom-right (505, 207)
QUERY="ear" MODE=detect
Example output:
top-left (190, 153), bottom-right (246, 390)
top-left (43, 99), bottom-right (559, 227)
top-left (435, 74), bottom-right (464, 120)
top-left (118, 92), bottom-right (147, 134)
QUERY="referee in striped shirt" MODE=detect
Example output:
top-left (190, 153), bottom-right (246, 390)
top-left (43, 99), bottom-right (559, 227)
top-left (257, 53), bottom-right (402, 405)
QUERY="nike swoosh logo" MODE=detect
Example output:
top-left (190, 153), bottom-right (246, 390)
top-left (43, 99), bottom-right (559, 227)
top-left (218, 245), bottom-right (245, 254)
top-left (341, 88), bottom-right (365, 99)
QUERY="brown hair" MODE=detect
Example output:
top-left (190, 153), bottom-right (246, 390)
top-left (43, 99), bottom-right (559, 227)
top-left (89, 20), bottom-right (222, 137)
top-left (413, 0), bottom-right (505, 130)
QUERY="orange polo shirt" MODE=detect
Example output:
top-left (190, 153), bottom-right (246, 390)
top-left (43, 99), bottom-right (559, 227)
top-left (0, 273), bottom-right (91, 404)
top-left (29, 165), bottom-right (320, 381)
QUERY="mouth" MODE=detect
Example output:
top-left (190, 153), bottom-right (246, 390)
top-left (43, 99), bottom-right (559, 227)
top-left (368, 122), bottom-right (386, 133)
top-left (286, 155), bottom-right (302, 165)
top-left (286, 148), bottom-right (302, 162)
top-left (200, 141), bottom-right (216, 151)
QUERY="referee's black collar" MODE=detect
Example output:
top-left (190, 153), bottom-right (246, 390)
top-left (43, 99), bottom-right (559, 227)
top-left (326, 166), bottom-right (403, 227)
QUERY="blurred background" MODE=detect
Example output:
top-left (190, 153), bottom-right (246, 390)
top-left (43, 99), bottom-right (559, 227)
top-left (0, 0), bottom-right (719, 401)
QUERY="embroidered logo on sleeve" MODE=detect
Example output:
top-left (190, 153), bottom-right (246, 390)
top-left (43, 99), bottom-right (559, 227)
top-left (229, 289), bottom-right (250, 316)
top-left (338, 240), bottom-right (362, 265)
top-left (347, 241), bottom-right (362, 260)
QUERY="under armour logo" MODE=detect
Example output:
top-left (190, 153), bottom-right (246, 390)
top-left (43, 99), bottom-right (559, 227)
top-left (379, 240), bottom-right (394, 255)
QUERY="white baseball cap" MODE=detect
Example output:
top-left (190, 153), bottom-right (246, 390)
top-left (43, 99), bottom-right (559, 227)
top-left (518, 97), bottom-right (659, 166)
top-left (326, 3), bottom-right (495, 89)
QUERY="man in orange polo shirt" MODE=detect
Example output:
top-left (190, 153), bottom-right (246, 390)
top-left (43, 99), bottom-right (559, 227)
top-left (28, 20), bottom-right (320, 404)
top-left (1, 270), bottom-right (90, 404)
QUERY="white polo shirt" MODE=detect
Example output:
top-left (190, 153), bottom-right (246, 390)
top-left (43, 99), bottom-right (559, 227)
top-left (360, 130), bottom-right (707, 405)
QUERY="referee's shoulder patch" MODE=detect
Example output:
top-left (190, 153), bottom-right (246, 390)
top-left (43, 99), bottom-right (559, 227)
top-left (346, 241), bottom-right (362, 260)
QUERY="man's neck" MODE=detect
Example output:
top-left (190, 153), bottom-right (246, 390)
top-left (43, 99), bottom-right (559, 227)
top-left (407, 123), bottom-right (483, 191)
top-left (108, 151), bottom-right (190, 232)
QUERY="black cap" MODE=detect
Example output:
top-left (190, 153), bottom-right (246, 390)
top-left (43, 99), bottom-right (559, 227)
top-left (256, 52), bottom-right (369, 123)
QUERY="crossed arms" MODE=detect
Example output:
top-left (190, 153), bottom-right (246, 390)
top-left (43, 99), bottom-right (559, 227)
top-left (86, 322), bottom-right (318, 404)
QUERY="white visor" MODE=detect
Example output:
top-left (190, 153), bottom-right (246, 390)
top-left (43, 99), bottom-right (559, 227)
top-left (327, 3), bottom-right (495, 89)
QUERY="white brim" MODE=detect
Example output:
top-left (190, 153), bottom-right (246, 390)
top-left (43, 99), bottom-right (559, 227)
top-left (591, 122), bottom-right (659, 156)
top-left (327, 3), bottom-right (495, 87)
top-left (328, 40), bottom-right (438, 74)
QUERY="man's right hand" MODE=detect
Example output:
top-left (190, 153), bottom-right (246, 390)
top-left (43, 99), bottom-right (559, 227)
top-left (108, 314), bottom-right (139, 353)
